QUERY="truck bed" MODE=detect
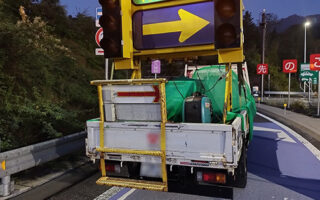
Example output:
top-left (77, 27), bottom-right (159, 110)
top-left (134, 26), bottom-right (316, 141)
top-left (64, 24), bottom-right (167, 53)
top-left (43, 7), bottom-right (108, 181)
top-left (86, 113), bottom-right (246, 171)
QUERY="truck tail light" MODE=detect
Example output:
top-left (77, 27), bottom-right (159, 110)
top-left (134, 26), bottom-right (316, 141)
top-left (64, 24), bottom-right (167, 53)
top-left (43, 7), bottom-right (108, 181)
top-left (106, 164), bottom-right (121, 173)
top-left (197, 171), bottom-right (226, 184)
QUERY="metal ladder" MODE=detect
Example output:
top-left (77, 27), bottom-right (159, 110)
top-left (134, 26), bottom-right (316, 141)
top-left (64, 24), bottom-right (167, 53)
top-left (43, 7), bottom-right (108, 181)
top-left (91, 79), bottom-right (168, 192)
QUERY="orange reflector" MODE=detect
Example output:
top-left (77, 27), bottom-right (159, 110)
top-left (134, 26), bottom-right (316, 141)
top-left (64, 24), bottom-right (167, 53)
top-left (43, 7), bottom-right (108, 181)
top-left (1, 161), bottom-right (5, 170)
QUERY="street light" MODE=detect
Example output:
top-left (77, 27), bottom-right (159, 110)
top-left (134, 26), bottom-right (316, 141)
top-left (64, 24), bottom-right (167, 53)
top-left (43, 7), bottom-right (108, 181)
top-left (304, 21), bottom-right (311, 63)
top-left (304, 21), bottom-right (311, 101)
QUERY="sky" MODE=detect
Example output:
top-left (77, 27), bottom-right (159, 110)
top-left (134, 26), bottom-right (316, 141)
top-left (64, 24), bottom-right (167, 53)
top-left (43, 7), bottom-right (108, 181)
top-left (59, 0), bottom-right (320, 22)
top-left (243, 0), bottom-right (320, 22)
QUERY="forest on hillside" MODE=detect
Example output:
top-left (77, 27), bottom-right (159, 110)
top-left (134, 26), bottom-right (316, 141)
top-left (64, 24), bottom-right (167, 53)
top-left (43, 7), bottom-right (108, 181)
top-left (0, 0), bottom-right (105, 151)
top-left (1, 0), bottom-right (320, 151)
top-left (243, 11), bottom-right (320, 91)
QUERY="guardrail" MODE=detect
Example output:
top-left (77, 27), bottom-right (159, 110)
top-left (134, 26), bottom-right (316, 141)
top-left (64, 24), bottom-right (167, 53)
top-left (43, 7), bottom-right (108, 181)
top-left (0, 131), bottom-right (86, 197)
top-left (264, 91), bottom-right (316, 97)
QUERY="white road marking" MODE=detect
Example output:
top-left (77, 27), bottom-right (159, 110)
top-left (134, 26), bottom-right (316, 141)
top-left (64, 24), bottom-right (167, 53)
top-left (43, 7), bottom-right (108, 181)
top-left (94, 187), bottom-right (136, 200)
top-left (94, 187), bottom-right (122, 200)
top-left (253, 126), bottom-right (296, 143)
top-left (118, 188), bottom-right (136, 200)
top-left (257, 112), bottom-right (320, 161)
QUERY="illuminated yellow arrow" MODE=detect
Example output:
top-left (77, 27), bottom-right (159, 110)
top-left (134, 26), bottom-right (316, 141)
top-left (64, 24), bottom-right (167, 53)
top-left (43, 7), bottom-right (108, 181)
top-left (143, 9), bottom-right (210, 43)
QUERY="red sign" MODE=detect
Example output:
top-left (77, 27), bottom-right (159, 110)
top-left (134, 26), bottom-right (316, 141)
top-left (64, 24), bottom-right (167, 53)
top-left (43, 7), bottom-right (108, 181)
top-left (95, 28), bottom-right (103, 47)
top-left (310, 54), bottom-right (320, 71)
top-left (257, 64), bottom-right (268, 75)
top-left (283, 60), bottom-right (297, 73)
top-left (117, 85), bottom-right (160, 103)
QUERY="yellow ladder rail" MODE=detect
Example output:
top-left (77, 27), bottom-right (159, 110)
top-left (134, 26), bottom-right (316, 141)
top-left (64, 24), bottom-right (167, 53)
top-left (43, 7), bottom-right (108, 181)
top-left (159, 81), bottom-right (168, 188)
top-left (97, 85), bottom-right (106, 177)
top-left (94, 79), bottom-right (168, 192)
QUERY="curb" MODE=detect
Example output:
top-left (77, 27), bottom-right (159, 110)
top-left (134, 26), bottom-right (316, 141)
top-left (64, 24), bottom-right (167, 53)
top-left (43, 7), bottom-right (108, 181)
top-left (257, 106), bottom-right (320, 150)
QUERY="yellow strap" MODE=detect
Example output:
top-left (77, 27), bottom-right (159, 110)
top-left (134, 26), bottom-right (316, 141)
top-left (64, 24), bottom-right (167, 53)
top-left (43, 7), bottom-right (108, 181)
top-left (223, 63), bottom-right (232, 123)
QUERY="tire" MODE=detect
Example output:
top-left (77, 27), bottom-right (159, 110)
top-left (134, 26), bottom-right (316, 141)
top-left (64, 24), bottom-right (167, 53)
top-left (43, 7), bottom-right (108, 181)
top-left (233, 144), bottom-right (248, 188)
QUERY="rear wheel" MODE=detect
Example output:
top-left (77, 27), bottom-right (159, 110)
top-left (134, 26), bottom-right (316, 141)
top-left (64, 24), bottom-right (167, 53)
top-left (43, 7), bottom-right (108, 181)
top-left (233, 144), bottom-right (247, 188)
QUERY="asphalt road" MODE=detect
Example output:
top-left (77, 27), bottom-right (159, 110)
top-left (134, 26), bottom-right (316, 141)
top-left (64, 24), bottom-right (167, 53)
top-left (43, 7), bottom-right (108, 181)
top-left (48, 114), bottom-right (320, 200)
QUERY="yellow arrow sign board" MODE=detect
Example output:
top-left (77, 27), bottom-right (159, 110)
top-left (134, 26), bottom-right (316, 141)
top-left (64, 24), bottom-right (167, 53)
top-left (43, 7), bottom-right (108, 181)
top-left (143, 9), bottom-right (210, 43)
top-left (133, 2), bottom-right (214, 50)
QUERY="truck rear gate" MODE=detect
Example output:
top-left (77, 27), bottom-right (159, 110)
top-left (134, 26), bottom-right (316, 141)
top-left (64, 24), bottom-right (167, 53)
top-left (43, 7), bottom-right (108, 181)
top-left (87, 117), bottom-right (244, 169)
top-left (87, 78), bottom-right (248, 191)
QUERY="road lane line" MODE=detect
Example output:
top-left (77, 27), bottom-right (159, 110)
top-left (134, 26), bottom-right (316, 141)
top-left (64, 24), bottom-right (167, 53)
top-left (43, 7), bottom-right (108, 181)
top-left (94, 187), bottom-right (136, 200)
top-left (94, 187), bottom-right (122, 200)
top-left (117, 188), bottom-right (136, 200)
top-left (257, 112), bottom-right (320, 161)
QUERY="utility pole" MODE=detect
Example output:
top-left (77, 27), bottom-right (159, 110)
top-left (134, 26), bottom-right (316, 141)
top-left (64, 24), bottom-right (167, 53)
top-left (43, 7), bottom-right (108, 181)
top-left (260, 9), bottom-right (267, 102)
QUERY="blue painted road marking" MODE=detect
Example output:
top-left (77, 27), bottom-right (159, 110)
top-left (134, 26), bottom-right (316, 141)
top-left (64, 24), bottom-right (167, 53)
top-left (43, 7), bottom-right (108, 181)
top-left (249, 119), bottom-right (320, 199)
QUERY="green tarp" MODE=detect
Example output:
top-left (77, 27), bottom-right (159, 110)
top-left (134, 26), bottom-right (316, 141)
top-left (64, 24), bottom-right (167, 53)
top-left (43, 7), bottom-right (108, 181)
top-left (166, 65), bottom-right (256, 140)
top-left (166, 77), bottom-right (200, 122)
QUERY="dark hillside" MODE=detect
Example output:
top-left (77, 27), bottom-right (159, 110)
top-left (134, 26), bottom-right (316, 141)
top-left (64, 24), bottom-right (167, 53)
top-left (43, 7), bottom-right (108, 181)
top-left (244, 11), bottom-right (320, 91)
top-left (0, 0), bottom-right (104, 150)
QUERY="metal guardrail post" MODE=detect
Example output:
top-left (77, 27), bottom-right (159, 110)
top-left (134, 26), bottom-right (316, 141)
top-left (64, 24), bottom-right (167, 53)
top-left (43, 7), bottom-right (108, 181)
top-left (1, 176), bottom-right (12, 197)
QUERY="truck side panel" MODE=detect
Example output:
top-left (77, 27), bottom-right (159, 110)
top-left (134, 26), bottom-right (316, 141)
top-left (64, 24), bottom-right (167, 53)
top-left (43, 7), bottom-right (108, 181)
top-left (87, 121), bottom-right (239, 164)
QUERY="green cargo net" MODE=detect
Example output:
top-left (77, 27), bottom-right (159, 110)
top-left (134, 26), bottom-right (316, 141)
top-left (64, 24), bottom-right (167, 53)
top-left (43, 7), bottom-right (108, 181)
top-left (166, 77), bottom-right (201, 122)
top-left (166, 65), bottom-right (256, 140)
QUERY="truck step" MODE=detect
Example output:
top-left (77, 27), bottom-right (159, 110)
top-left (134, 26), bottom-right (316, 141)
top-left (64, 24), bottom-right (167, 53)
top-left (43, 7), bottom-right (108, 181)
top-left (96, 177), bottom-right (167, 191)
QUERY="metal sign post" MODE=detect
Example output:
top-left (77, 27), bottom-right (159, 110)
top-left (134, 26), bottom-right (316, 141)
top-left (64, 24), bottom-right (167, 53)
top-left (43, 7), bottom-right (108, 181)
top-left (288, 73), bottom-right (291, 109)
top-left (283, 59), bottom-right (298, 108)
top-left (318, 72), bottom-right (320, 116)
top-left (261, 75), bottom-right (264, 102)
top-left (310, 54), bottom-right (320, 116)
top-left (257, 64), bottom-right (268, 101)
top-left (309, 79), bottom-right (311, 102)
top-left (268, 74), bottom-right (271, 97)
top-left (260, 9), bottom-right (266, 102)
